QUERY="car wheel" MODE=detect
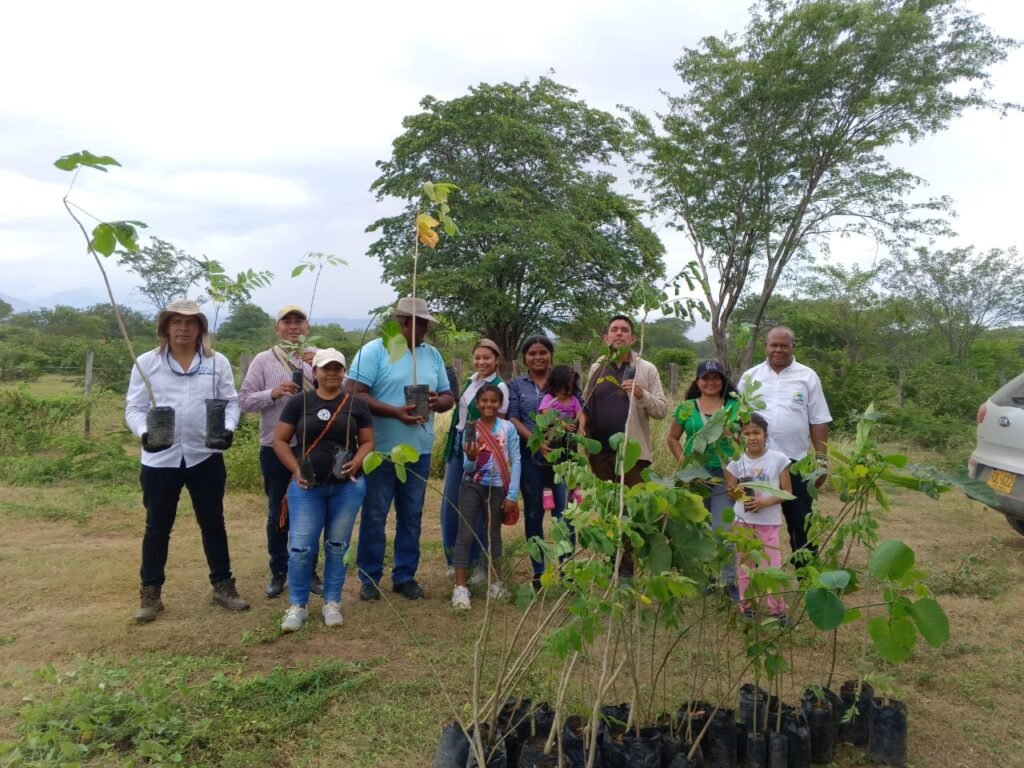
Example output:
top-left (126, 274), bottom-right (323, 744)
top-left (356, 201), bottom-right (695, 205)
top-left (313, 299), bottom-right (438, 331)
top-left (1006, 515), bottom-right (1024, 537)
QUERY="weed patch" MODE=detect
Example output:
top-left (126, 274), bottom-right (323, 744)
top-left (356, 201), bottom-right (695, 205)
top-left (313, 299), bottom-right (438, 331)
top-left (0, 436), bottom-right (136, 486)
top-left (0, 655), bottom-right (372, 767)
top-left (927, 553), bottom-right (1013, 600)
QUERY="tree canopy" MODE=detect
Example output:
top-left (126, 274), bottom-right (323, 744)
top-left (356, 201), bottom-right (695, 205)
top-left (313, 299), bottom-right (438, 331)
top-left (367, 76), bottom-right (666, 359)
top-left (116, 237), bottom-right (206, 312)
top-left (631, 0), bottom-right (1016, 372)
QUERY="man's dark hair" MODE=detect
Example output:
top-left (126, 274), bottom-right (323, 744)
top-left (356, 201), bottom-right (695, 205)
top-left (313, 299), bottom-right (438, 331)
top-left (607, 314), bottom-right (635, 333)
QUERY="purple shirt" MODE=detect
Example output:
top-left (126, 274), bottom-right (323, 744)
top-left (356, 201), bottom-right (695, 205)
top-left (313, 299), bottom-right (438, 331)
top-left (238, 347), bottom-right (315, 446)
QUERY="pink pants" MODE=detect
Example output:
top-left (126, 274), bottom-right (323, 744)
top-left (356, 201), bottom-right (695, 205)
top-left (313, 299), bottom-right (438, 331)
top-left (735, 521), bottom-right (786, 616)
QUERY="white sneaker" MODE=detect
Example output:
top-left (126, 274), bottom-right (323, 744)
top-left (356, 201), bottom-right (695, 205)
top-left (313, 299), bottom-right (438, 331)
top-left (322, 601), bottom-right (344, 628)
top-left (452, 586), bottom-right (472, 610)
top-left (281, 605), bottom-right (308, 633)
top-left (469, 565), bottom-right (487, 586)
top-left (487, 581), bottom-right (508, 600)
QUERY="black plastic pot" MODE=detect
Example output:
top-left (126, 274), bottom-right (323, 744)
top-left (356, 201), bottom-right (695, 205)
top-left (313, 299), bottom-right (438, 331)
top-left (146, 406), bottom-right (175, 450)
top-left (706, 709), bottom-right (736, 768)
top-left (291, 369), bottom-right (304, 389)
top-left (781, 710), bottom-right (811, 768)
top-left (432, 721), bottom-right (470, 768)
top-left (673, 744), bottom-right (705, 768)
top-left (517, 735), bottom-right (557, 768)
top-left (677, 702), bottom-right (711, 745)
top-left (625, 727), bottom-right (663, 768)
top-left (405, 383), bottom-right (430, 420)
top-left (867, 698), bottom-right (907, 766)
top-left (600, 728), bottom-right (628, 768)
top-left (767, 732), bottom-right (787, 768)
top-left (837, 680), bottom-right (874, 746)
top-left (533, 702), bottom-right (555, 739)
top-left (800, 690), bottom-right (834, 765)
top-left (622, 364), bottom-right (636, 382)
top-left (562, 715), bottom-right (594, 768)
top-left (499, 696), bottom-right (533, 768)
top-left (739, 684), bottom-right (770, 733)
top-left (298, 457), bottom-right (315, 486)
top-left (204, 398), bottom-right (231, 449)
top-left (467, 723), bottom-right (508, 768)
top-left (747, 731), bottom-right (767, 768)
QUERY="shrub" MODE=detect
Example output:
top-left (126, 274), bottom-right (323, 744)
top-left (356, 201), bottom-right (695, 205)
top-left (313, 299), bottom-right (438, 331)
top-left (0, 388), bottom-right (86, 454)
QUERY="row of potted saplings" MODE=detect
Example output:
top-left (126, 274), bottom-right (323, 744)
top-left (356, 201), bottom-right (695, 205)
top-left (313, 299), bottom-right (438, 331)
top-left (432, 683), bottom-right (908, 768)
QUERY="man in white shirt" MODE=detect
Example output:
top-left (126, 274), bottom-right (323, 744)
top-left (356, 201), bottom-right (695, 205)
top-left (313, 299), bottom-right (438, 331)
top-left (737, 326), bottom-right (831, 557)
top-left (125, 299), bottom-right (249, 622)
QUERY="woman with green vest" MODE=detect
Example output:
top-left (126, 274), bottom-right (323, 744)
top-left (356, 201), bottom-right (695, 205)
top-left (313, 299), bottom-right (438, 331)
top-left (440, 339), bottom-right (509, 579)
top-left (667, 359), bottom-right (742, 596)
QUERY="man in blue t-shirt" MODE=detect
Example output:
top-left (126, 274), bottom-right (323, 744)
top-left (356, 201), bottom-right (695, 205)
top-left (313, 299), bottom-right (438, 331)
top-left (346, 297), bottom-right (454, 601)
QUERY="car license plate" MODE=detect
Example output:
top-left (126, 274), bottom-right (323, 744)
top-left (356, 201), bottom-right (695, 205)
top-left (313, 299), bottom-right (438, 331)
top-left (988, 469), bottom-right (1017, 494)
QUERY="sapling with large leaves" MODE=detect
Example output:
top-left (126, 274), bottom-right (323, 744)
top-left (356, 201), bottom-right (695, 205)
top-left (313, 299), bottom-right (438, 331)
top-left (200, 257), bottom-right (272, 446)
top-left (53, 151), bottom-right (174, 445)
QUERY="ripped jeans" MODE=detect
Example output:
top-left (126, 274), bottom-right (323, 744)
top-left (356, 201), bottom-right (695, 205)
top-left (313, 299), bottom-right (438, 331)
top-left (285, 476), bottom-right (365, 606)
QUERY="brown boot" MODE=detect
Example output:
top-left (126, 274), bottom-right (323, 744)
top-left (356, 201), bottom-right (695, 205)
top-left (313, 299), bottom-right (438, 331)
top-left (135, 585), bottom-right (163, 622)
top-left (211, 578), bottom-right (250, 611)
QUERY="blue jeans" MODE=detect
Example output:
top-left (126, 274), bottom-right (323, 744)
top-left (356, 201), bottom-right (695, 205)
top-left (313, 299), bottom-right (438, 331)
top-left (286, 476), bottom-right (365, 605)
top-left (521, 452), bottom-right (567, 576)
top-left (440, 448), bottom-right (484, 567)
top-left (261, 446), bottom-right (320, 578)
top-left (357, 452), bottom-right (431, 587)
top-left (705, 467), bottom-right (737, 591)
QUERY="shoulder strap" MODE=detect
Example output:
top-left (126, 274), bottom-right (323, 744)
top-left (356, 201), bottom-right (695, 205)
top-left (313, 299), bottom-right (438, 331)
top-left (303, 393), bottom-right (349, 458)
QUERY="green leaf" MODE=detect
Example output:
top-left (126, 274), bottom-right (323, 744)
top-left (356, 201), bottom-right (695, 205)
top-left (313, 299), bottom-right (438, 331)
top-left (90, 223), bottom-right (116, 256)
top-left (868, 616), bottom-right (917, 663)
top-left (806, 588), bottom-right (846, 630)
top-left (54, 150), bottom-right (121, 172)
top-left (870, 539), bottom-right (915, 580)
top-left (908, 597), bottom-right (949, 646)
top-left (363, 452), bottom-right (383, 475)
top-left (579, 436), bottom-right (602, 455)
top-left (609, 433), bottom-right (642, 473)
top-left (291, 264), bottom-right (309, 277)
top-left (741, 480), bottom-right (796, 501)
top-left (818, 570), bottom-right (851, 590)
top-left (391, 444), bottom-right (420, 465)
top-left (645, 532), bottom-right (672, 575)
top-left (394, 463), bottom-right (407, 483)
top-left (883, 454), bottom-right (908, 468)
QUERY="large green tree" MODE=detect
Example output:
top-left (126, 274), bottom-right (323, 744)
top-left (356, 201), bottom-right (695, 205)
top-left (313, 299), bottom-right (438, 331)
top-left (889, 245), bottom-right (1024, 363)
top-left (116, 237), bottom-right (206, 312)
top-left (631, 0), bottom-right (1015, 372)
top-left (367, 77), bottom-right (666, 359)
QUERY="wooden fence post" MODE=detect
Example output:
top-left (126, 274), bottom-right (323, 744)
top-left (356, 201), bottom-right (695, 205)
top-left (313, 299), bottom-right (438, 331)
top-left (84, 350), bottom-right (94, 439)
top-left (668, 363), bottom-right (678, 397)
top-left (239, 352), bottom-right (253, 380)
top-left (452, 358), bottom-right (463, 382)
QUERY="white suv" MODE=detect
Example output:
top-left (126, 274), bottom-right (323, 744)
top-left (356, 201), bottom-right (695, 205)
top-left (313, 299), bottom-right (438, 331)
top-left (968, 370), bottom-right (1024, 535)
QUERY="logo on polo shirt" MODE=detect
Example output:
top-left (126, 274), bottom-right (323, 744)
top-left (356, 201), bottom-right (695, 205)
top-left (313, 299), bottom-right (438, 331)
top-left (317, 408), bottom-right (331, 420)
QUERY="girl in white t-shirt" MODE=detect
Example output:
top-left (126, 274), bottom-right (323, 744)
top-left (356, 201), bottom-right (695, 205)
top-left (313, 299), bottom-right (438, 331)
top-left (724, 413), bottom-right (792, 622)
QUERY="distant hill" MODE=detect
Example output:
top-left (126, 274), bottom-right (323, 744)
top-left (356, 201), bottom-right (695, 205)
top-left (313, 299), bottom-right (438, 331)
top-left (310, 316), bottom-right (375, 332)
top-left (0, 292), bottom-right (41, 313)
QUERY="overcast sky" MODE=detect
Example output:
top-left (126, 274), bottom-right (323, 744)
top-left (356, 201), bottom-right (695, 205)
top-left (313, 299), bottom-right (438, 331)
top-left (2, 0), bottom-right (1021, 330)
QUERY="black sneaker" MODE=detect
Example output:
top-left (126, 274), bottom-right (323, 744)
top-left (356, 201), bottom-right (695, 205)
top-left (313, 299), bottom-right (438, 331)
top-left (392, 579), bottom-right (425, 601)
top-left (309, 572), bottom-right (324, 597)
top-left (359, 582), bottom-right (381, 601)
top-left (265, 573), bottom-right (286, 599)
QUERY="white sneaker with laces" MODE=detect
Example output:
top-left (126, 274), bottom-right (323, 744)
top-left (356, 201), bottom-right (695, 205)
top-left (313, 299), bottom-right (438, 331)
top-left (322, 601), bottom-right (344, 627)
top-left (452, 586), bottom-right (472, 610)
top-left (469, 565), bottom-right (487, 586)
top-left (281, 605), bottom-right (308, 633)
top-left (487, 581), bottom-right (508, 600)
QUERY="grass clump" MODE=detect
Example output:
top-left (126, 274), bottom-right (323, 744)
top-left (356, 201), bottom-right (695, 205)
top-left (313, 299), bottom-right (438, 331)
top-left (0, 655), bottom-right (372, 767)
top-left (927, 552), bottom-right (1014, 600)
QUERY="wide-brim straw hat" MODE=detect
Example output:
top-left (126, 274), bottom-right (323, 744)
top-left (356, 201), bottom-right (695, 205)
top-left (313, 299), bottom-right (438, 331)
top-left (393, 296), bottom-right (437, 323)
top-left (157, 298), bottom-right (212, 354)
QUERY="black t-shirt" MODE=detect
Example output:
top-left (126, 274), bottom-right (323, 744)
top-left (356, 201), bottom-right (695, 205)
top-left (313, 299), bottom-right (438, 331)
top-left (279, 390), bottom-right (372, 483)
top-left (587, 360), bottom-right (632, 451)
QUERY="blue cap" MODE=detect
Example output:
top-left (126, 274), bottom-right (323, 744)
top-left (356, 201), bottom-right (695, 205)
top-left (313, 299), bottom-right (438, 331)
top-left (696, 359), bottom-right (726, 378)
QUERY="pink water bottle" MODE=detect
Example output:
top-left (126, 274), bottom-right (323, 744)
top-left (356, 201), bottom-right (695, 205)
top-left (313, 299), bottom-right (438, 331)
top-left (542, 488), bottom-right (555, 511)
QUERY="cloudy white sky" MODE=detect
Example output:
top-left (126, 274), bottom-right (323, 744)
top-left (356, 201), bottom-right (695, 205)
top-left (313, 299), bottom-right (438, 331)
top-left (1, 0), bottom-right (1021, 328)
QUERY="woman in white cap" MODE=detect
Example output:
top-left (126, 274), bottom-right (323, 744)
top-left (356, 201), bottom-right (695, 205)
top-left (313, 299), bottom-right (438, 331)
top-left (124, 298), bottom-right (248, 621)
top-left (273, 348), bottom-right (374, 631)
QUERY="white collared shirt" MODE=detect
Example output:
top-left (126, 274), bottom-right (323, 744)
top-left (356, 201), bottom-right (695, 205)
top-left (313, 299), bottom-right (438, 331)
top-left (738, 358), bottom-right (832, 460)
top-left (456, 372), bottom-right (509, 430)
top-left (125, 347), bottom-right (240, 468)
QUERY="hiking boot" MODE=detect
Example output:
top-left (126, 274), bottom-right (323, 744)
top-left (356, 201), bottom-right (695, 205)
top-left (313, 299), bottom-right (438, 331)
top-left (451, 586), bottom-right (471, 610)
top-left (265, 573), bottom-right (286, 599)
top-left (393, 579), bottom-right (425, 601)
top-left (359, 582), bottom-right (381, 602)
top-left (322, 601), bottom-right (344, 627)
top-left (211, 578), bottom-right (250, 611)
top-left (309, 571), bottom-right (324, 597)
top-left (281, 604), bottom-right (308, 632)
top-left (134, 585), bottom-right (163, 622)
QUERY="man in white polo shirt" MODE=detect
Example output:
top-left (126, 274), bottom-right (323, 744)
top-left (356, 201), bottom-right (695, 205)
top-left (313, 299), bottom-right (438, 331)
top-left (737, 326), bottom-right (831, 558)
